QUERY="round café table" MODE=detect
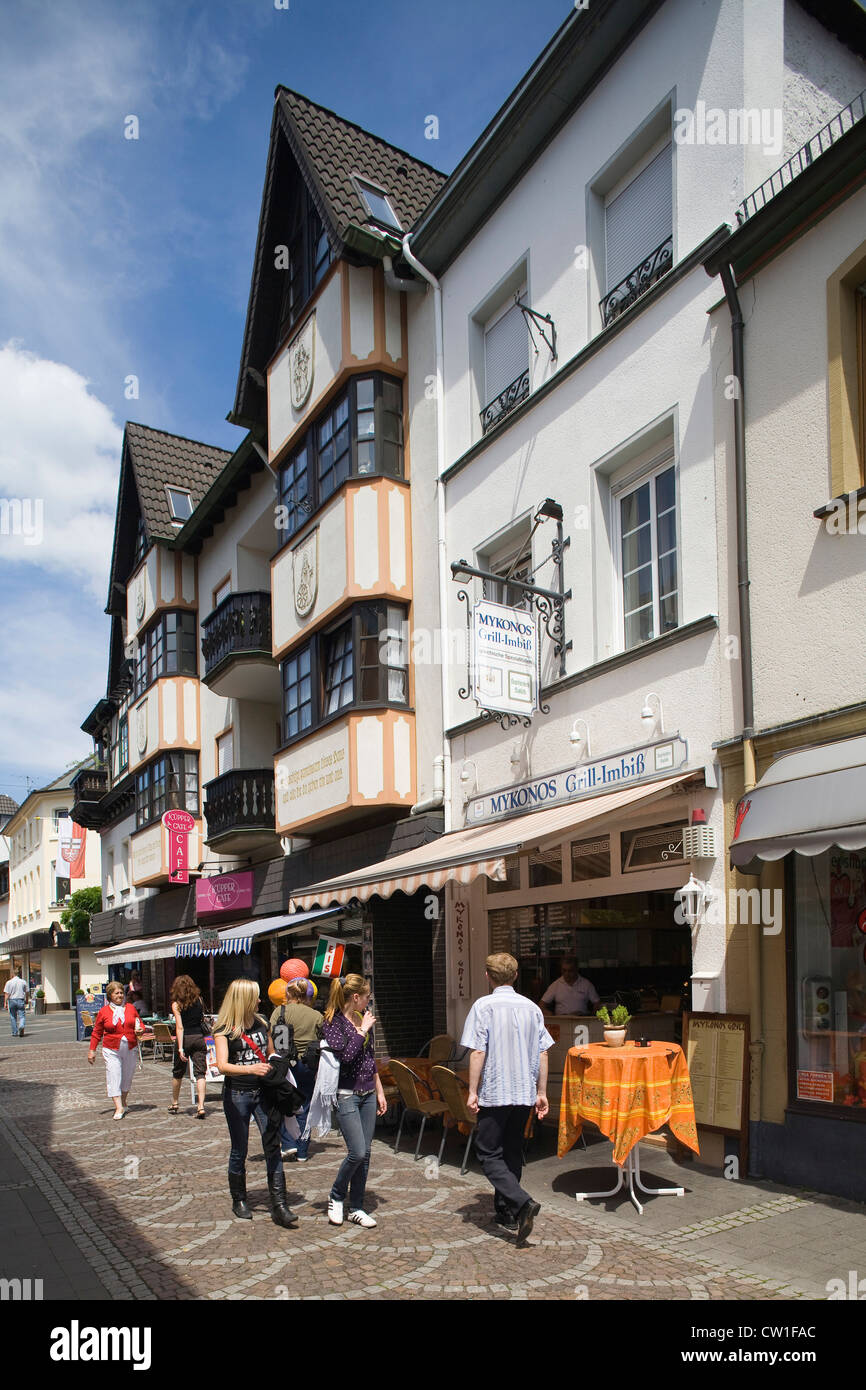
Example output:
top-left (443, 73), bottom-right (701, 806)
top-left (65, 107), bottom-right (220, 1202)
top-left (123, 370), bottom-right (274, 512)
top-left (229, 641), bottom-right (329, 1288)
top-left (557, 1040), bottom-right (700, 1215)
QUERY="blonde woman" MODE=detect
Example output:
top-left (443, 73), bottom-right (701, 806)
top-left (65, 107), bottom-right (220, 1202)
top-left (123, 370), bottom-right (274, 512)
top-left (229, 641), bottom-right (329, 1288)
top-left (213, 979), bottom-right (298, 1228)
top-left (87, 981), bottom-right (144, 1120)
top-left (321, 974), bottom-right (387, 1228)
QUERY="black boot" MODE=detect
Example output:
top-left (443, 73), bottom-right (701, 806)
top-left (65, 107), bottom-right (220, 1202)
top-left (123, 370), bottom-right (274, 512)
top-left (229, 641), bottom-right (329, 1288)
top-left (229, 1170), bottom-right (252, 1220)
top-left (268, 1172), bottom-right (299, 1229)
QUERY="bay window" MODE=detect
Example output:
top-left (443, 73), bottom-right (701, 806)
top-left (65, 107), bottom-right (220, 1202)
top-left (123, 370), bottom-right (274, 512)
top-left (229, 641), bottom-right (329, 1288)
top-left (280, 601), bottom-right (409, 745)
top-left (277, 374), bottom-right (404, 543)
top-left (135, 753), bottom-right (199, 829)
top-left (135, 611), bottom-right (197, 696)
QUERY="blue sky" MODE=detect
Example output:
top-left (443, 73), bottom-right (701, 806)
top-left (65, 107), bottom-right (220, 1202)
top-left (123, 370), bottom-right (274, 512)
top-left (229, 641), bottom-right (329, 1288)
top-left (0, 0), bottom-right (571, 802)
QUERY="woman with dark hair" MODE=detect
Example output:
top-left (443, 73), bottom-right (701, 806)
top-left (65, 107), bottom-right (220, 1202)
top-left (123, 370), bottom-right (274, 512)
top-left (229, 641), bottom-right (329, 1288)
top-left (321, 974), bottom-right (387, 1229)
top-left (169, 975), bottom-right (209, 1118)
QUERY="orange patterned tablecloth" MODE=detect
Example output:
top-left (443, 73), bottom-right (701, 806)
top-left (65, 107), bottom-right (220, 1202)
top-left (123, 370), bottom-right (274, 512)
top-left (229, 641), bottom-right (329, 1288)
top-left (557, 1041), bottom-right (699, 1165)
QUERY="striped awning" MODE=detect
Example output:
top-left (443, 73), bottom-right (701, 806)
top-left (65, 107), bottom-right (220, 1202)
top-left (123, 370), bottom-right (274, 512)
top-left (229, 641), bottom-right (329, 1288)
top-left (176, 936), bottom-right (252, 958)
top-left (290, 773), bottom-right (693, 910)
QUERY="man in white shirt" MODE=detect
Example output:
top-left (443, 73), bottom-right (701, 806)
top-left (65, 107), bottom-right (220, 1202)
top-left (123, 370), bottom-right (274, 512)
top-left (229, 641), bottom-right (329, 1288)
top-left (461, 952), bottom-right (554, 1243)
top-left (4, 970), bottom-right (30, 1037)
top-left (541, 957), bottom-right (599, 1016)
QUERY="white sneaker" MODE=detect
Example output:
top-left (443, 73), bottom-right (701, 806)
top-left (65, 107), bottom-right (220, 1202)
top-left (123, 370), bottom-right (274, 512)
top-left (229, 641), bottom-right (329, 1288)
top-left (347, 1209), bottom-right (377, 1228)
top-left (327, 1199), bottom-right (344, 1226)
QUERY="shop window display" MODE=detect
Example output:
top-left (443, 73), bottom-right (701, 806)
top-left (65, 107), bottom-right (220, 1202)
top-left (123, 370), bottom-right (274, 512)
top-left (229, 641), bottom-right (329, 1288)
top-left (793, 848), bottom-right (866, 1111)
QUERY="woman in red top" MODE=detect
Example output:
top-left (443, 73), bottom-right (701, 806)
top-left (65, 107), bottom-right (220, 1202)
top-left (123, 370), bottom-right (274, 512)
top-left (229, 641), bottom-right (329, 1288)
top-left (88, 981), bottom-right (144, 1120)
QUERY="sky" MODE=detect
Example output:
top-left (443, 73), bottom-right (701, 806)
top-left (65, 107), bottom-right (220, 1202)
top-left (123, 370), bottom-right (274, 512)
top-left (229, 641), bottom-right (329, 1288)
top-left (0, 0), bottom-right (572, 803)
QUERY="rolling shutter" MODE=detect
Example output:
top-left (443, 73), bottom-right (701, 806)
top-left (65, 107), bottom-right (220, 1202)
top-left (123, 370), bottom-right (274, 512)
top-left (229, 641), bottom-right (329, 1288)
top-left (605, 143), bottom-right (672, 292)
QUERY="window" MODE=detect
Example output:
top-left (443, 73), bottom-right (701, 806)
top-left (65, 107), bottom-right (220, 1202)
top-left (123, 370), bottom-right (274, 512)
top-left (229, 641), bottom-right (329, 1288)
top-left (355, 178), bottom-right (402, 234)
top-left (282, 646), bottom-right (313, 740)
top-left (135, 753), bottom-right (198, 829)
top-left (52, 808), bottom-right (69, 830)
top-left (621, 823), bottom-right (685, 872)
top-left (280, 602), bottom-right (409, 745)
top-left (134, 611), bottom-right (198, 696)
top-left (618, 462), bottom-right (678, 649)
top-left (483, 291), bottom-right (529, 414)
top-left (792, 847), bottom-right (866, 1114)
top-left (119, 717), bottom-right (129, 773)
top-left (858, 286), bottom-right (866, 483)
top-left (133, 517), bottom-right (147, 567)
top-left (279, 186), bottom-right (333, 337)
top-left (481, 526), bottom-right (533, 610)
top-left (166, 487), bottom-right (193, 523)
top-left (324, 621), bottom-right (354, 715)
top-left (277, 375), bottom-right (404, 542)
top-left (604, 142), bottom-right (672, 295)
top-left (214, 733), bottom-right (232, 778)
top-left (213, 577), bottom-right (232, 609)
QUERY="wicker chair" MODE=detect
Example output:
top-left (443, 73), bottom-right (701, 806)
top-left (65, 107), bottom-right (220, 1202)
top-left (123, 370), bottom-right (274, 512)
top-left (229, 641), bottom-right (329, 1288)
top-left (421, 1034), bottom-right (456, 1066)
top-left (432, 1066), bottom-right (479, 1174)
top-left (151, 1022), bottom-right (174, 1063)
top-left (389, 1060), bottom-right (450, 1161)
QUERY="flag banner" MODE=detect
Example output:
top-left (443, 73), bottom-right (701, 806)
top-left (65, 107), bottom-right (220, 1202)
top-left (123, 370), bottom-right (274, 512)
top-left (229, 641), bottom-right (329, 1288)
top-left (312, 936), bottom-right (345, 978)
top-left (58, 818), bottom-right (87, 879)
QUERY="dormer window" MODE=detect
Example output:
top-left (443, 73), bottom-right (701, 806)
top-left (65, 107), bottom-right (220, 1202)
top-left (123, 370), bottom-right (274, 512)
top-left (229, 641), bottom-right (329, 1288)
top-left (167, 487), bottom-right (193, 523)
top-left (355, 178), bottom-right (402, 234)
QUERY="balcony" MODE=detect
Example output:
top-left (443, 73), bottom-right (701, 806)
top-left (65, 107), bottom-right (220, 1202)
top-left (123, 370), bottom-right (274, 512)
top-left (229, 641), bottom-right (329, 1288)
top-left (203, 768), bottom-right (277, 854)
top-left (480, 368), bottom-right (530, 436)
top-left (600, 236), bottom-right (673, 328)
top-left (200, 591), bottom-right (278, 702)
top-left (736, 87), bottom-right (865, 224)
top-left (70, 765), bottom-right (108, 829)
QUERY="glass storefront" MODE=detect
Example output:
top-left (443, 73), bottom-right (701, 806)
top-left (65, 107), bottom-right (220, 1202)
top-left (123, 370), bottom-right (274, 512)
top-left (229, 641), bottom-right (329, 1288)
top-left (793, 847), bottom-right (866, 1111)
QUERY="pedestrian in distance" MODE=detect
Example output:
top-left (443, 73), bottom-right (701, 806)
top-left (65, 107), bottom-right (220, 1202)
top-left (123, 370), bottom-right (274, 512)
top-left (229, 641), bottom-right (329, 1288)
top-left (321, 973), bottom-right (387, 1229)
top-left (87, 980), bottom-right (144, 1120)
top-left (168, 975), bottom-right (209, 1119)
top-left (461, 952), bottom-right (554, 1244)
top-left (213, 978), bottom-right (298, 1229)
top-left (4, 969), bottom-right (30, 1037)
top-left (270, 978), bottom-right (323, 1162)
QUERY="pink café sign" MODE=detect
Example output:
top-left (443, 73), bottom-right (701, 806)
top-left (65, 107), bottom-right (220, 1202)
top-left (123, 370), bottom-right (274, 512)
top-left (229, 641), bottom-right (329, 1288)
top-left (196, 870), bottom-right (254, 919)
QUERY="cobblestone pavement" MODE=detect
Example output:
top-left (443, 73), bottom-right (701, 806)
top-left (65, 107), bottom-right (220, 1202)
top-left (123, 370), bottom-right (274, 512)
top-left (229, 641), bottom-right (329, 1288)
top-left (0, 1038), bottom-right (859, 1302)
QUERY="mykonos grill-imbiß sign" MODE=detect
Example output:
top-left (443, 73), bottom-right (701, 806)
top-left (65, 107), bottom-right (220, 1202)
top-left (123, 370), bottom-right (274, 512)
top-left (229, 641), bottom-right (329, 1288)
top-left (472, 600), bottom-right (539, 717)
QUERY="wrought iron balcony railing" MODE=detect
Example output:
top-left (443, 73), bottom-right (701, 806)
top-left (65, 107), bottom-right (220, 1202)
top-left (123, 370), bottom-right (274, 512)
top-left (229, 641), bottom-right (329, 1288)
top-left (736, 88), bottom-right (866, 225)
top-left (600, 236), bottom-right (674, 327)
top-left (201, 591), bottom-right (272, 681)
top-left (203, 768), bottom-right (276, 842)
top-left (480, 368), bottom-right (530, 436)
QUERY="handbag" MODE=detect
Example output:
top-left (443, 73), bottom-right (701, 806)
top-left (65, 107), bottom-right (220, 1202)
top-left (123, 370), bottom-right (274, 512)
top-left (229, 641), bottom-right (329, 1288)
top-left (242, 1033), bottom-right (301, 1116)
top-left (274, 1006), bottom-right (299, 1063)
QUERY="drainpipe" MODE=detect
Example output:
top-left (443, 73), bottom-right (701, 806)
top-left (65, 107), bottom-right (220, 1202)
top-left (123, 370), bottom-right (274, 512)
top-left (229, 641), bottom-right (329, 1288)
top-left (718, 260), bottom-right (762, 1155)
top-left (400, 234), bottom-right (453, 833)
top-left (411, 754), bottom-right (444, 816)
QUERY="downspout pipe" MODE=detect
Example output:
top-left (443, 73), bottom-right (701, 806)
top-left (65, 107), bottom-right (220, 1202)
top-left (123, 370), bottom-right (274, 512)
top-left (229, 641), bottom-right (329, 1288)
top-left (718, 258), bottom-right (762, 1162)
top-left (401, 234), bottom-right (452, 832)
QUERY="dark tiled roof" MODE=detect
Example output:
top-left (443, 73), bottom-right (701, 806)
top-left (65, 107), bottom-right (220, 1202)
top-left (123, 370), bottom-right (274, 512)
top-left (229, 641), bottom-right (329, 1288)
top-left (125, 423), bottom-right (232, 544)
top-left (0, 795), bottom-right (19, 817)
top-left (277, 89), bottom-right (446, 241)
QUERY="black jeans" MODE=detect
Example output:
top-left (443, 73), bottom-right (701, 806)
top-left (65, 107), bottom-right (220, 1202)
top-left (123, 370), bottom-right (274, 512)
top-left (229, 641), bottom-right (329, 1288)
top-left (222, 1082), bottom-right (282, 1178)
top-left (474, 1106), bottom-right (532, 1219)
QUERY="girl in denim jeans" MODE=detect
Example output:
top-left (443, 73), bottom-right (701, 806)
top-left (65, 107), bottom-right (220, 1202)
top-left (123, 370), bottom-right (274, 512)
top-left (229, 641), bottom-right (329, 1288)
top-left (322, 974), bottom-right (387, 1228)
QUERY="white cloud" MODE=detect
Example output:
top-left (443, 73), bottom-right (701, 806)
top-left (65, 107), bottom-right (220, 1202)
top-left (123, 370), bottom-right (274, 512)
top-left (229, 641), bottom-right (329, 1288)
top-left (0, 343), bottom-right (121, 597)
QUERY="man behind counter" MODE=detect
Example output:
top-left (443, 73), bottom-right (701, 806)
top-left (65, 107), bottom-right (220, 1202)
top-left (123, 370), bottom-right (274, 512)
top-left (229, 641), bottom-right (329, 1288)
top-left (540, 957), bottom-right (599, 1016)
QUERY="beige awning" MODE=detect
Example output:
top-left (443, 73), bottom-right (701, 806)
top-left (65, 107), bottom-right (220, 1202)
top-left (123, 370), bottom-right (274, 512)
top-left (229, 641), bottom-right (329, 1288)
top-left (290, 772), bottom-right (693, 910)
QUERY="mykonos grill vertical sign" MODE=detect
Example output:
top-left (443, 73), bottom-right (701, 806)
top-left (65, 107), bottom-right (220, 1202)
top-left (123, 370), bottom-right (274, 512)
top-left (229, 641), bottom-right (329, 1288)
top-left (472, 600), bottom-right (539, 717)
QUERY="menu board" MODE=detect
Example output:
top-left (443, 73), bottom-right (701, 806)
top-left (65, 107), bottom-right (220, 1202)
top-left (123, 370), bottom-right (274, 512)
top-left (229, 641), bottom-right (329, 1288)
top-left (683, 1013), bottom-right (750, 1141)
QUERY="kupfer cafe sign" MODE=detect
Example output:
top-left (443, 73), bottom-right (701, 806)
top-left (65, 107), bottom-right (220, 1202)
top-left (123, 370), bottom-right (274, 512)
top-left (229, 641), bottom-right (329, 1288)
top-left (465, 735), bottom-right (690, 826)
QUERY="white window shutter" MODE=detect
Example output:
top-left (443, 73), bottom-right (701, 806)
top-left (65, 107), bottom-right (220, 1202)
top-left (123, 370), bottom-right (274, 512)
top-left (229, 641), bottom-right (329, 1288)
top-left (484, 300), bottom-right (529, 405)
top-left (605, 143), bottom-right (672, 292)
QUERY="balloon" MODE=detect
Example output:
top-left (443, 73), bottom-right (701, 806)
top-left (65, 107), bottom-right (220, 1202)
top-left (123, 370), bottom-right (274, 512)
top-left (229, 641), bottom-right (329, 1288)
top-left (267, 978), bottom-right (288, 1007)
top-left (280, 958), bottom-right (309, 981)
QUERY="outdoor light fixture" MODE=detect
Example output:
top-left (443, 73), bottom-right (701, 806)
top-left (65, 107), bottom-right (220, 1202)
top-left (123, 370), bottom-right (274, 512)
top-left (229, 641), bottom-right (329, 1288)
top-left (675, 873), bottom-right (713, 929)
top-left (509, 743), bottom-right (522, 769)
top-left (459, 760), bottom-right (478, 788)
top-left (640, 692), bottom-right (664, 737)
top-left (534, 497), bottom-right (563, 524)
top-left (569, 718), bottom-right (591, 761)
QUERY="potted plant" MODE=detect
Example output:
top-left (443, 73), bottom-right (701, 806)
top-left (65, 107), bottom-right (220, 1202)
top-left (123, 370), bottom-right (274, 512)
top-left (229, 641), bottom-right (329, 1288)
top-left (597, 1004), bottom-right (631, 1047)
top-left (34, 989), bottom-right (46, 1016)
